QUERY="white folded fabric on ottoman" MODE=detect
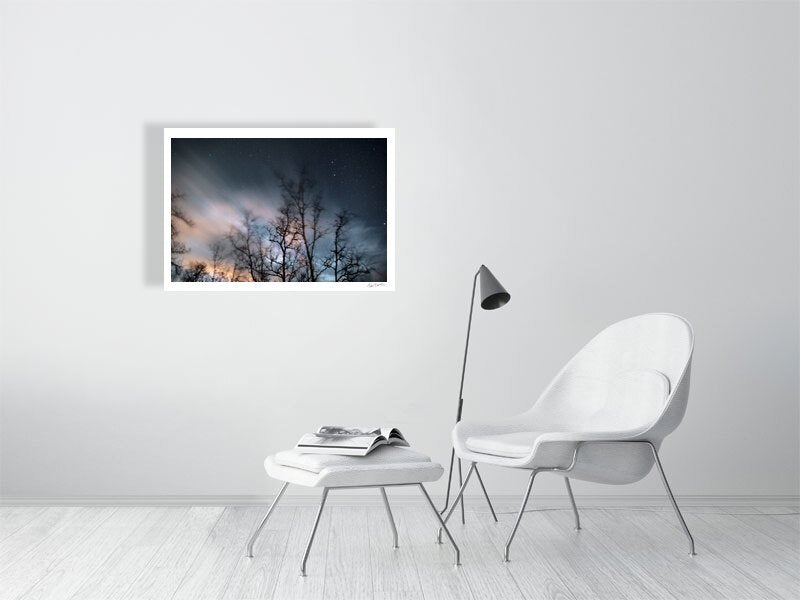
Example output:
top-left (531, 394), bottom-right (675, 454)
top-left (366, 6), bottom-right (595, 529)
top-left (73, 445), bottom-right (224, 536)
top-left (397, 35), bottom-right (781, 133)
top-left (246, 445), bottom-right (460, 576)
top-left (266, 446), bottom-right (444, 487)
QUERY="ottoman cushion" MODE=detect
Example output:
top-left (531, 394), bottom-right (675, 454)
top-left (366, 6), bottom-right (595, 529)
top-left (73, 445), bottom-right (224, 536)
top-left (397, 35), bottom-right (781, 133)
top-left (274, 446), bottom-right (434, 473)
top-left (265, 445), bottom-right (444, 488)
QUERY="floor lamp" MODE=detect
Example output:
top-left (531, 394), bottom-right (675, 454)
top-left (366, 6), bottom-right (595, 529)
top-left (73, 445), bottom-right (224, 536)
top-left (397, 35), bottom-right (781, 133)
top-left (440, 264), bottom-right (510, 524)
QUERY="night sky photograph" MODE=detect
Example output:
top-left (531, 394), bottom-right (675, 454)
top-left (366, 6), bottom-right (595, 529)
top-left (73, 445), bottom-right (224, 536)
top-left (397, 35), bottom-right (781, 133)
top-left (169, 134), bottom-right (389, 284)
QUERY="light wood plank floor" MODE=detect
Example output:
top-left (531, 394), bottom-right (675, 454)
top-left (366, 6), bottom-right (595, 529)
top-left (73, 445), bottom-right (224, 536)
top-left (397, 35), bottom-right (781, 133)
top-left (0, 503), bottom-right (797, 599)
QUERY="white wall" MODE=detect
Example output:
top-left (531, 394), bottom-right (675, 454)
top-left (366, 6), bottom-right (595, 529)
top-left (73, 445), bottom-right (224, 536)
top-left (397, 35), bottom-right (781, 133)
top-left (1, 0), bottom-right (797, 500)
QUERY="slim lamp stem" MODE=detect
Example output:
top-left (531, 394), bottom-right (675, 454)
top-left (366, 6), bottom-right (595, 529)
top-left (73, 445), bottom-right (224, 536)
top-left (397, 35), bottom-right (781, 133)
top-left (441, 270), bottom-right (487, 517)
top-left (457, 270), bottom-right (480, 419)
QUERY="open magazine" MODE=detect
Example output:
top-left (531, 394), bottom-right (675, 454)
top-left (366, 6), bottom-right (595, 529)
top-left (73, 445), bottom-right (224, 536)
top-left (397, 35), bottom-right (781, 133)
top-left (294, 426), bottom-right (410, 456)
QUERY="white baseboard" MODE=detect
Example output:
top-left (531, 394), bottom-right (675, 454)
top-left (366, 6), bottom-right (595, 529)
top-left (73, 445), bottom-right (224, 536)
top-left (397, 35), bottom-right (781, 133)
top-left (1, 494), bottom-right (797, 507)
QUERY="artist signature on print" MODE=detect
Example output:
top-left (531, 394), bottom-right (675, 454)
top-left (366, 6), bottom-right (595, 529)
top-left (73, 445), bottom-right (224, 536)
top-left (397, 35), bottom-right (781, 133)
top-left (367, 282), bottom-right (388, 288)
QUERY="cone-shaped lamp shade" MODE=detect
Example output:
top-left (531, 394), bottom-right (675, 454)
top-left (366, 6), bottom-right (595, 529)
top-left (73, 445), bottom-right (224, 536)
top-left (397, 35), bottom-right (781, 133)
top-left (478, 265), bottom-right (511, 310)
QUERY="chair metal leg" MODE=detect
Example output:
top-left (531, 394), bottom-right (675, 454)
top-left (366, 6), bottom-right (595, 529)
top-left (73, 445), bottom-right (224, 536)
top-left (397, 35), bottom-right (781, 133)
top-left (419, 484), bottom-right (461, 566)
top-left (474, 465), bottom-right (498, 522)
top-left (300, 488), bottom-right (329, 576)
top-left (245, 481), bottom-right (289, 557)
top-left (504, 470), bottom-right (537, 562)
top-left (648, 442), bottom-right (696, 556)
top-left (457, 458), bottom-right (465, 524)
top-left (380, 487), bottom-right (399, 549)
top-left (564, 477), bottom-right (581, 530)
top-left (437, 462), bottom-right (476, 543)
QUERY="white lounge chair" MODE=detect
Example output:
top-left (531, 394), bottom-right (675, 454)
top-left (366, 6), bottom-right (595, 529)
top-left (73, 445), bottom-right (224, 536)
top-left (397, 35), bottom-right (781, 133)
top-left (439, 313), bottom-right (697, 561)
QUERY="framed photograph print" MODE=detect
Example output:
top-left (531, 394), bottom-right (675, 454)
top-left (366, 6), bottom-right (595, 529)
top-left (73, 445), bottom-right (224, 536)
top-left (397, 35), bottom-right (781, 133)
top-left (164, 128), bottom-right (395, 291)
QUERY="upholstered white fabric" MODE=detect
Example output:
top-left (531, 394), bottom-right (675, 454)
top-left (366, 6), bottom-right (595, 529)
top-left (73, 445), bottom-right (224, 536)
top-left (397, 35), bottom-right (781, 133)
top-left (274, 447), bottom-right (434, 473)
top-left (453, 313), bottom-right (693, 485)
top-left (265, 446), bottom-right (444, 488)
top-left (464, 370), bottom-right (670, 460)
top-left (466, 432), bottom-right (544, 458)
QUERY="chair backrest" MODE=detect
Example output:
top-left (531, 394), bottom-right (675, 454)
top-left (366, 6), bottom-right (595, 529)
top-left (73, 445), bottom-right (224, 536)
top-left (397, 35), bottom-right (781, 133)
top-left (527, 313), bottom-right (694, 442)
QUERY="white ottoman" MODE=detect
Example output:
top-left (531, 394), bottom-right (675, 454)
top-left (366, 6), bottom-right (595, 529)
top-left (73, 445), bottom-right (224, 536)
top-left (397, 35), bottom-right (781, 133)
top-left (245, 446), bottom-right (460, 575)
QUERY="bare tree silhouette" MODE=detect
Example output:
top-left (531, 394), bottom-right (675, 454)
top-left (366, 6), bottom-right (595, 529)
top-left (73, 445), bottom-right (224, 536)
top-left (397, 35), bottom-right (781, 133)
top-left (182, 260), bottom-right (209, 282)
top-left (170, 191), bottom-right (194, 279)
top-left (227, 210), bottom-right (271, 282)
top-left (206, 238), bottom-right (231, 281)
top-left (324, 210), bottom-right (372, 282)
top-left (228, 260), bottom-right (245, 282)
top-left (266, 203), bottom-right (302, 281)
top-left (277, 166), bottom-right (327, 281)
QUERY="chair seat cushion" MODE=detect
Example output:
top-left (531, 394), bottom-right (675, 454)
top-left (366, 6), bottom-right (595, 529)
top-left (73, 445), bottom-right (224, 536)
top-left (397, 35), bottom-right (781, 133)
top-left (265, 445), bottom-right (444, 488)
top-left (465, 432), bottom-right (542, 458)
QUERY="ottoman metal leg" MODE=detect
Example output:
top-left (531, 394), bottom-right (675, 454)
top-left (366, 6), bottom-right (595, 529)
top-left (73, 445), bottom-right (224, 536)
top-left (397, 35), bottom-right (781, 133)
top-left (380, 487), bottom-right (399, 549)
top-left (301, 487), bottom-right (329, 577)
top-left (246, 481), bottom-right (289, 557)
top-left (418, 484), bottom-right (461, 567)
top-left (436, 462), bottom-right (475, 544)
